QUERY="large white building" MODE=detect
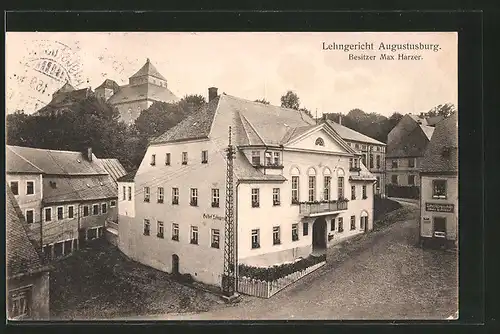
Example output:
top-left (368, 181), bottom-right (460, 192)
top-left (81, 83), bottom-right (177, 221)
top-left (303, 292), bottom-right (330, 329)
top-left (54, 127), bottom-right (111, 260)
top-left (118, 88), bottom-right (376, 287)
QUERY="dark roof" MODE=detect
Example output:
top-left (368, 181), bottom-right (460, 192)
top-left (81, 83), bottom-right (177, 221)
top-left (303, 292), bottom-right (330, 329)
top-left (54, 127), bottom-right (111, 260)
top-left (129, 58), bottom-right (167, 81)
top-left (325, 120), bottom-right (386, 146)
top-left (421, 113), bottom-right (458, 173)
top-left (54, 82), bottom-right (75, 95)
top-left (426, 115), bottom-right (445, 126)
top-left (107, 82), bottom-right (179, 105)
top-left (117, 170), bottom-right (137, 182)
top-left (6, 147), bottom-right (44, 174)
top-left (6, 187), bottom-right (46, 278)
top-left (43, 175), bottom-right (117, 204)
top-left (151, 96), bottom-right (220, 144)
top-left (35, 87), bottom-right (92, 115)
top-left (386, 125), bottom-right (432, 158)
top-left (96, 79), bottom-right (120, 92)
top-left (96, 159), bottom-right (127, 185)
top-left (7, 145), bottom-right (109, 175)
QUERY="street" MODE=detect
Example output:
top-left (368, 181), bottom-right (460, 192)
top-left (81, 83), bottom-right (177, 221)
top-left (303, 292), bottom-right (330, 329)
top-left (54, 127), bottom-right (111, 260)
top-left (125, 202), bottom-right (458, 320)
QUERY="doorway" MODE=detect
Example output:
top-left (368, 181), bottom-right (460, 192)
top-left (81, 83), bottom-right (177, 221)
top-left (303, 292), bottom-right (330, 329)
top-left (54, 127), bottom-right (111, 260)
top-left (312, 218), bottom-right (327, 252)
top-left (172, 254), bottom-right (179, 275)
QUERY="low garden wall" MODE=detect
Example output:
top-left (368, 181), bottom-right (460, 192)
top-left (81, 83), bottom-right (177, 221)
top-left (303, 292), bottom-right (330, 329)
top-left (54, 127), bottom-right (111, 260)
top-left (237, 254), bottom-right (326, 298)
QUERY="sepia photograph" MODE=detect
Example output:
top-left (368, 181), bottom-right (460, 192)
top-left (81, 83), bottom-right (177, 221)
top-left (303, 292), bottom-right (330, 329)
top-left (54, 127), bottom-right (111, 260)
top-left (5, 31), bottom-right (458, 321)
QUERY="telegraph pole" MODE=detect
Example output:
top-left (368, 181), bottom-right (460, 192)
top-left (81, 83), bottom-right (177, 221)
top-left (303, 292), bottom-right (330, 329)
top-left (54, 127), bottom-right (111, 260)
top-left (222, 126), bottom-right (236, 297)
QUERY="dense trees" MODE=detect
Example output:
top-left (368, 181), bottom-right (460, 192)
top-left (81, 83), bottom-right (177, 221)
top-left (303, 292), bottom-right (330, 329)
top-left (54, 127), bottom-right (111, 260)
top-left (254, 98), bottom-right (270, 105)
top-left (280, 91), bottom-right (300, 110)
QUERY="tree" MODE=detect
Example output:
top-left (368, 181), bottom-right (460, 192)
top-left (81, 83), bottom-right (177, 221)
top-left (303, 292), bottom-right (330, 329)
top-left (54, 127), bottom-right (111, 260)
top-left (299, 107), bottom-right (314, 119)
top-left (254, 98), bottom-right (270, 105)
top-left (280, 90), bottom-right (300, 110)
top-left (427, 103), bottom-right (456, 118)
top-left (180, 94), bottom-right (206, 110)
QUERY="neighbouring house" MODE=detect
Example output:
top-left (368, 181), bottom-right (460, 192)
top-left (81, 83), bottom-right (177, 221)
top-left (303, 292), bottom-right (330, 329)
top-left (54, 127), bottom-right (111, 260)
top-left (323, 117), bottom-right (387, 196)
top-left (385, 113), bottom-right (443, 198)
top-left (6, 145), bottom-right (126, 261)
top-left (118, 87), bottom-right (376, 289)
top-left (33, 82), bottom-right (94, 116)
top-left (419, 113), bottom-right (458, 248)
top-left (7, 186), bottom-right (51, 320)
top-left (95, 58), bottom-right (179, 124)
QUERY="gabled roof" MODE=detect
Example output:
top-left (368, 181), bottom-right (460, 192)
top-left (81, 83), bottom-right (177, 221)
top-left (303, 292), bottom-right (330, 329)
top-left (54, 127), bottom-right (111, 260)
top-left (426, 115), bottom-right (445, 126)
top-left (6, 147), bottom-right (44, 174)
top-left (96, 159), bottom-right (127, 185)
top-left (419, 124), bottom-right (435, 141)
top-left (54, 82), bottom-right (75, 95)
top-left (107, 83), bottom-right (179, 105)
top-left (130, 58), bottom-right (167, 81)
top-left (96, 79), bottom-right (120, 92)
top-left (7, 145), bottom-right (109, 176)
top-left (386, 125), bottom-right (433, 158)
top-left (6, 187), bottom-right (47, 278)
top-left (324, 119), bottom-right (386, 146)
top-left (117, 170), bottom-right (137, 183)
top-left (43, 175), bottom-right (117, 204)
top-left (421, 113), bottom-right (458, 174)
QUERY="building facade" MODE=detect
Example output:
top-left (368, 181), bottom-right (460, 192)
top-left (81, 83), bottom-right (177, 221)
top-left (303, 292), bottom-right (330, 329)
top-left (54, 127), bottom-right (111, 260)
top-left (419, 113), bottom-right (458, 248)
top-left (7, 187), bottom-right (51, 320)
top-left (118, 89), bottom-right (376, 288)
top-left (385, 113), bottom-right (441, 198)
top-left (324, 118), bottom-right (386, 196)
top-left (6, 145), bottom-right (125, 262)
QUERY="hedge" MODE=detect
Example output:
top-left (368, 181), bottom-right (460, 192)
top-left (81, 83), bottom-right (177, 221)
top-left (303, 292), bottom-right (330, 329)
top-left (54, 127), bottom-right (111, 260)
top-left (238, 254), bottom-right (326, 282)
top-left (386, 184), bottom-right (420, 199)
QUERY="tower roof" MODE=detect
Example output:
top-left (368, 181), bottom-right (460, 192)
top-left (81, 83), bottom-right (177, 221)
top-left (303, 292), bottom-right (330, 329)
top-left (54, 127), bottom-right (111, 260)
top-left (129, 58), bottom-right (167, 81)
top-left (54, 82), bottom-right (75, 95)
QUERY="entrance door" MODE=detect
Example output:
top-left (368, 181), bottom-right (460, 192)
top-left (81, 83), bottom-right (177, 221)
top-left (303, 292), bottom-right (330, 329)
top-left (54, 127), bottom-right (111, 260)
top-left (172, 254), bottom-right (179, 275)
top-left (78, 228), bottom-right (86, 248)
top-left (433, 217), bottom-right (447, 238)
top-left (312, 218), bottom-right (327, 252)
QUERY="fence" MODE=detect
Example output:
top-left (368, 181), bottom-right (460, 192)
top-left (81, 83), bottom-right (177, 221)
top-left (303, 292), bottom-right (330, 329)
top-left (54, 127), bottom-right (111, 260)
top-left (386, 185), bottom-right (420, 199)
top-left (237, 261), bottom-right (325, 298)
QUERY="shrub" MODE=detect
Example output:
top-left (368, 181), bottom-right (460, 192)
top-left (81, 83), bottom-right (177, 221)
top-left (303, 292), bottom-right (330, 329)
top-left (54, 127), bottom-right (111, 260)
top-left (239, 254), bottom-right (326, 282)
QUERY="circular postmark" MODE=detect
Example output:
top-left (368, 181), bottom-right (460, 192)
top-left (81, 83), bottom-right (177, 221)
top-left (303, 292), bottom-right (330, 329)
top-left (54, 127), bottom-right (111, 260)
top-left (7, 39), bottom-right (84, 113)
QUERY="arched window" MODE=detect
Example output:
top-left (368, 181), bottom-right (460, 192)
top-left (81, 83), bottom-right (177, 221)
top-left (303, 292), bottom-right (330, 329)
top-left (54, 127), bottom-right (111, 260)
top-left (323, 167), bottom-right (332, 201)
top-left (360, 210), bottom-right (369, 231)
top-left (315, 137), bottom-right (325, 146)
top-left (307, 168), bottom-right (317, 201)
top-left (337, 168), bottom-right (345, 199)
top-left (290, 167), bottom-right (300, 204)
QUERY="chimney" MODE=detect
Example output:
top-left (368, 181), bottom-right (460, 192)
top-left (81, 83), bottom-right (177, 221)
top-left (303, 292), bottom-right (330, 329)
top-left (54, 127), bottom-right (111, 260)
top-left (87, 147), bottom-right (93, 162)
top-left (420, 112), bottom-right (425, 118)
top-left (338, 114), bottom-right (342, 125)
top-left (208, 87), bottom-right (218, 102)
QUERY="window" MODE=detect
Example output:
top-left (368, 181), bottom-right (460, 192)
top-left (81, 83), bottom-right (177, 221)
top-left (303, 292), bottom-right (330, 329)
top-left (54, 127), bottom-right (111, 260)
top-left (391, 175), bottom-right (398, 185)
top-left (351, 185), bottom-right (356, 200)
top-left (303, 222), bottom-right (309, 236)
top-left (26, 181), bottom-right (34, 195)
top-left (349, 158), bottom-right (353, 169)
top-left (273, 152), bottom-right (280, 165)
top-left (432, 180), bottom-right (447, 199)
top-left (144, 187), bottom-right (150, 202)
top-left (331, 218), bottom-right (335, 231)
top-left (211, 229), bottom-right (220, 248)
top-left (315, 137), bottom-right (325, 146)
top-left (338, 177), bottom-right (344, 199)
top-left (291, 176), bottom-right (300, 203)
top-left (362, 144), bottom-right (367, 150)
top-left (434, 217), bottom-right (447, 237)
top-left (201, 150), bottom-right (209, 163)
top-left (273, 226), bottom-right (281, 245)
top-left (45, 208), bottom-right (52, 222)
top-left (324, 176), bottom-right (331, 201)
top-left (251, 229), bottom-right (260, 249)
top-left (360, 216), bottom-right (368, 230)
top-left (150, 154), bottom-right (156, 166)
top-left (8, 287), bottom-right (31, 319)
top-left (355, 143), bottom-right (360, 149)
top-left (350, 216), bottom-right (356, 230)
top-left (369, 154), bottom-right (374, 168)
top-left (362, 155), bottom-right (367, 166)
top-left (212, 188), bottom-right (220, 207)
top-left (172, 223), bottom-right (179, 241)
top-left (102, 203), bottom-right (107, 214)
top-left (83, 206), bottom-right (89, 217)
top-left (157, 187), bottom-right (164, 203)
top-left (57, 207), bottom-right (64, 220)
top-left (265, 152), bottom-right (272, 165)
top-left (308, 176), bottom-right (316, 201)
top-left (392, 160), bottom-right (398, 168)
top-left (190, 226), bottom-right (199, 244)
top-left (408, 158), bottom-right (415, 168)
top-left (172, 188), bottom-right (179, 204)
top-left (128, 186), bottom-right (132, 201)
top-left (376, 155), bottom-right (381, 169)
top-left (408, 175), bottom-right (416, 186)
top-left (25, 210), bottom-right (34, 224)
top-left (143, 219), bottom-right (150, 236)
top-left (362, 185), bottom-right (367, 199)
top-left (110, 200), bottom-right (116, 208)
top-left (157, 221), bottom-right (164, 238)
top-left (10, 181), bottom-right (19, 195)
top-left (251, 188), bottom-right (260, 207)
top-left (273, 188), bottom-right (281, 206)
top-left (251, 151), bottom-right (260, 165)
top-left (338, 217), bottom-right (344, 233)
top-left (165, 153), bottom-right (171, 166)
top-left (190, 188), bottom-right (198, 206)
top-left (376, 177), bottom-right (381, 192)
top-left (182, 152), bottom-right (188, 165)
top-left (92, 204), bottom-right (99, 215)
top-left (68, 206), bottom-right (74, 219)
top-left (292, 224), bottom-right (299, 241)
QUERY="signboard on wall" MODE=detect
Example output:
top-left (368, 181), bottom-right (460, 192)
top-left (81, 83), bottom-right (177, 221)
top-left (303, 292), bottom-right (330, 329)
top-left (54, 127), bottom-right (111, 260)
top-left (203, 213), bottom-right (224, 221)
top-left (425, 203), bottom-right (454, 213)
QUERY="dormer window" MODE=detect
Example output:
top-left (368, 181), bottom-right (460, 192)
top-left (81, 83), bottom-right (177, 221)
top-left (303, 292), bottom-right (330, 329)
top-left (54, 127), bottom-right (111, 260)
top-left (273, 152), bottom-right (280, 166)
top-left (265, 152), bottom-right (272, 165)
top-left (251, 151), bottom-right (260, 165)
top-left (315, 137), bottom-right (325, 146)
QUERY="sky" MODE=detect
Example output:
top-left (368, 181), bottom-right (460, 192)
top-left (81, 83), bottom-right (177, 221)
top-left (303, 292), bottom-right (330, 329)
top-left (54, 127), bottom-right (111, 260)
top-left (5, 32), bottom-right (457, 117)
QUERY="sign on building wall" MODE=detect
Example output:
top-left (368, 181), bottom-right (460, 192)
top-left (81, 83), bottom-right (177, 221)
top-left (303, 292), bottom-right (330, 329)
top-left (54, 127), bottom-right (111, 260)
top-left (203, 213), bottom-right (224, 221)
top-left (425, 203), bottom-right (454, 213)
